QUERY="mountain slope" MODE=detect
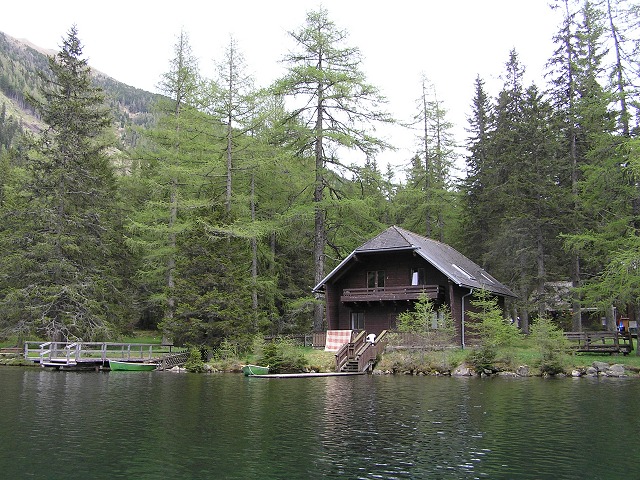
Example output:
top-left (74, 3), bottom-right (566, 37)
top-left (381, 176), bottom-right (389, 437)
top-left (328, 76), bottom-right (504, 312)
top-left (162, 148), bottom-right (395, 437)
top-left (0, 31), bottom-right (161, 147)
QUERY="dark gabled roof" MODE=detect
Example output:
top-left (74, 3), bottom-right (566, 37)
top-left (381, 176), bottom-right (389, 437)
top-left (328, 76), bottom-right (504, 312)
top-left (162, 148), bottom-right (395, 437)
top-left (313, 225), bottom-right (516, 298)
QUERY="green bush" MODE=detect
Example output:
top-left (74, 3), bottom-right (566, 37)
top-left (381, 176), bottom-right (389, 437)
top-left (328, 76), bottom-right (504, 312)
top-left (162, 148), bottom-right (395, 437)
top-left (467, 345), bottom-right (498, 374)
top-left (529, 316), bottom-right (569, 375)
top-left (257, 338), bottom-right (306, 373)
top-left (466, 289), bottom-right (520, 372)
top-left (184, 347), bottom-right (206, 373)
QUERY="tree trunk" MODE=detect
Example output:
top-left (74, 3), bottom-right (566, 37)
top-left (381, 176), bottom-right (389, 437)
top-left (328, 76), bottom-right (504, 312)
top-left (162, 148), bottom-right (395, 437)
top-left (250, 172), bottom-right (258, 329)
top-left (165, 179), bottom-right (177, 341)
top-left (422, 80), bottom-right (431, 239)
top-left (313, 81), bottom-right (325, 332)
top-left (536, 228), bottom-right (546, 318)
top-left (571, 255), bottom-right (582, 332)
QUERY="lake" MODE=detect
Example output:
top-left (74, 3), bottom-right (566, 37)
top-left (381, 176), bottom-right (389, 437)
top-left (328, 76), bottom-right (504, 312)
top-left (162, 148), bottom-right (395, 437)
top-left (0, 368), bottom-right (638, 479)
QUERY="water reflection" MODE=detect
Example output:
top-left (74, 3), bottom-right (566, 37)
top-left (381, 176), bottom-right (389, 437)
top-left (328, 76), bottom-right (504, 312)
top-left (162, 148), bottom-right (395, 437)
top-left (1, 369), bottom-right (638, 479)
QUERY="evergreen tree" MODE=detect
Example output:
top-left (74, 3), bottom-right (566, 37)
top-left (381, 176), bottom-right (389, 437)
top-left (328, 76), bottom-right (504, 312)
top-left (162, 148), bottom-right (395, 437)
top-left (126, 30), bottom-right (211, 341)
top-left (398, 76), bottom-right (458, 242)
top-left (460, 76), bottom-right (494, 263)
top-left (0, 26), bottom-right (131, 341)
top-left (549, 0), bottom-right (617, 330)
top-left (273, 8), bottom-right (393, 331)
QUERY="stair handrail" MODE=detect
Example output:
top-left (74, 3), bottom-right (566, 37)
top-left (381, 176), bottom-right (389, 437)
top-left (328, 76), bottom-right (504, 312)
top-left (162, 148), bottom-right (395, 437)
top-left (335, 342), bottom-right (350, 372)
top-left (354, 330), bottom-right (389, 372)
top-left (64, 342), bottom-right (80, 363)
top-left (336, 330), bottom-right (388, 373)
top-left (349, 330), bottom-right (367, 358)
top-left (39, 341), bottom-right (52, 364)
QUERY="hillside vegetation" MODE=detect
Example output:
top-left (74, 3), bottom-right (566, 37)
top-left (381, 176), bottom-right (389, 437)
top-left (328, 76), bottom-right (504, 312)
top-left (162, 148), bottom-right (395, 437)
top-left (1, 2), bottom-right (640, 357)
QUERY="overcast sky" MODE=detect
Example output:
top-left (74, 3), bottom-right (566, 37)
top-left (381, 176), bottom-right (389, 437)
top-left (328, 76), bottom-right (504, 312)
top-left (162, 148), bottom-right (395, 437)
top-left (0, 1), bottom-right (562, 176)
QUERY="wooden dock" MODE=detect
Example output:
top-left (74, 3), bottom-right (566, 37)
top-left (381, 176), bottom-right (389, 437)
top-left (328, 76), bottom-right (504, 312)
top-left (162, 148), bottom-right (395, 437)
top-left (23, 341), bottom-right (189, 370)
top-left (247, 372), bottom-right (364, 379)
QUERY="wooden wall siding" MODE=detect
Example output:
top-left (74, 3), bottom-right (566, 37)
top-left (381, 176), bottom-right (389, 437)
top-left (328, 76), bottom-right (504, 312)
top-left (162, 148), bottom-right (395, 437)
top-left (339, 251), bottom-right (449, 290)
top-left (325, 283), bottom-right (341, 330)
top-left (323, 251), bottom-right (458, 336)
top-left (323, 250), bottom-right (509, 346)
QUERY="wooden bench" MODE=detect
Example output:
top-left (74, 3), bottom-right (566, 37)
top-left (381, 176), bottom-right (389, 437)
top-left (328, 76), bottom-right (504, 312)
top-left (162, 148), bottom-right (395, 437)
top-left (564, 331), bottom-right (633, 355)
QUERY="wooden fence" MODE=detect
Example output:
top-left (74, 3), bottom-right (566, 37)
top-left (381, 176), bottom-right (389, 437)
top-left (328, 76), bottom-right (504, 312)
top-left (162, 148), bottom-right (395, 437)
top-left (564, 331), bottom-right (633, 355)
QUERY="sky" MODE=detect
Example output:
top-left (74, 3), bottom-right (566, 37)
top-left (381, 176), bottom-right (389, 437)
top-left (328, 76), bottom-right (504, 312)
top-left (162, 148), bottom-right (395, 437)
top-left (0, 1), bottom-right (562, 176)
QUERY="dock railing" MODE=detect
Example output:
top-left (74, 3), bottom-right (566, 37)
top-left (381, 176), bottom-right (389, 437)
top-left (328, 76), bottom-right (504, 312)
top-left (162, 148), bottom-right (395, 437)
top-left (25, 341), bottom-right (180, 364)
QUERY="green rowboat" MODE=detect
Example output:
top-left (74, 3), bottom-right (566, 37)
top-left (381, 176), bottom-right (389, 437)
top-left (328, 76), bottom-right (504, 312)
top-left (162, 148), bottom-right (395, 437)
top-left (242, 364), bottom-right (269, 376)
top-left (109, 360), bottom-right (157, 371)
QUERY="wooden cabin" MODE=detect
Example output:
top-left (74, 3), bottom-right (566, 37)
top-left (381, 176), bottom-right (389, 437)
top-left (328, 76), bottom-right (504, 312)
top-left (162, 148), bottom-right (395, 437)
top-left (313, 226), bottom-right (516, 347)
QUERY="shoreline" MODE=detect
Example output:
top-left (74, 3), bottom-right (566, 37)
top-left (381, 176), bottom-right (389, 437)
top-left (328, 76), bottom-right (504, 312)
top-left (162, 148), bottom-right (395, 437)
top-left (3, 356), bottom-right (640, 378)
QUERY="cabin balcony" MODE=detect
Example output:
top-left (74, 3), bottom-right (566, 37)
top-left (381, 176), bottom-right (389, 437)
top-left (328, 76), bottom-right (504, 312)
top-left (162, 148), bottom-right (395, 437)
top-left (340, 285), bottom-right (445, 304)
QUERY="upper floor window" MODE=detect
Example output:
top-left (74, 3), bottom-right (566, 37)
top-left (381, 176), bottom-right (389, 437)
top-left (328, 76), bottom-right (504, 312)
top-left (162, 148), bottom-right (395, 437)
top-left (367, 270), bottom-right (385, 288)
top-left (411, 268), bottom-right (425, 285)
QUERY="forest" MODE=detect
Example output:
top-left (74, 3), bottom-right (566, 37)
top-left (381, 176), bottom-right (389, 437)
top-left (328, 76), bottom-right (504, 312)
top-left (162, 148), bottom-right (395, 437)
top-left (1, 1), bottom-right (640, 349)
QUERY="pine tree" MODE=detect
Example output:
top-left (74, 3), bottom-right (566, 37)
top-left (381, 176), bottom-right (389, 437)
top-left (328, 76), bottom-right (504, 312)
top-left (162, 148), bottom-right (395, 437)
top-left (0, 26), bottom-right (131, 340)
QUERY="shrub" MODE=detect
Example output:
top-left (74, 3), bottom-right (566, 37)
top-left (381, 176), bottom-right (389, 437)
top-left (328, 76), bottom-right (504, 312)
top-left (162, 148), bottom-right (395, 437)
top-left (257, 338), bottom-right (306, 373)
top-left (466, 289), bottom-right (520, 372)
top-left (466, 345), bottom-right (498, 374)
top-left (529, 316), bottom-right (569, 375)
top-left (184, 347), bottom-right (206, 373)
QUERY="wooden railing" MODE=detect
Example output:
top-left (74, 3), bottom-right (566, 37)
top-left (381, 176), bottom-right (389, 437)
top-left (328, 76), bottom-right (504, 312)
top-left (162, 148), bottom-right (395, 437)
top-left (159, 351), bottom-right (191, 370)
top-left (25, 341), bottom-right (180, 364)
top-left (341, 285), bottom-right (444, 302)
top-left (356, 330), bottom-right (388, 372)
top-left (335, 331), bottom-right (364, 371)
top-left (335, 330), bottom-right (388, 372)
top-left (564, 331), bottom-right (633, 355)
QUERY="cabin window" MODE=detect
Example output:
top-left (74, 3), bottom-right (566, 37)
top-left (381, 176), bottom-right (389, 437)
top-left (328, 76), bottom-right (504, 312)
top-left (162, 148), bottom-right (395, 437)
top-left (350, 312), bottom-right (365, 330)
top-left (411, 268), bottom-right (425, 286)
top-left (367, 270), bottom-right (385, 288)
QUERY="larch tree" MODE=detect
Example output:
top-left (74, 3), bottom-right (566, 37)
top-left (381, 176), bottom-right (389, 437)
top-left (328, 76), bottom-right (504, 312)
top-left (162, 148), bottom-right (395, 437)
top-left (409, 76), bottom-right (458, 242)
top-left (273, 8), bottom-right (393, 331)
top-left (127, 30), bottom-right (209, 341)
top-left (207, 36), bottom-right (256, 215)
top-left (0, 26), bottom-right (131, 341)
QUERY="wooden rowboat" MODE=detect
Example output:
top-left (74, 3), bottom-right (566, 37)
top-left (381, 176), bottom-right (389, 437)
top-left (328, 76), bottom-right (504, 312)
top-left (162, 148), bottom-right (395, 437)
top-left (242, 364), bottom-right (269, 376)
top-left (109, 360), bottom-right (157, 371)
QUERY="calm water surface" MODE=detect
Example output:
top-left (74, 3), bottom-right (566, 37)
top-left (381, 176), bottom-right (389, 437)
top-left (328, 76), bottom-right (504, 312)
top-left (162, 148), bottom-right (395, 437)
top-left (0, 368), bottom-right (638, 479)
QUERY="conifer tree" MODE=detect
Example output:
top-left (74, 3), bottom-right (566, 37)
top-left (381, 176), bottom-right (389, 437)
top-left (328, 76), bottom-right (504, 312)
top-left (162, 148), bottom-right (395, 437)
top-left (273, 8), bottom-right (393, 331)
top-left (548, 0), bottom-right (616, 330)
top-left (460, 76), bottom-right (494, 264)
top-left (0, 26), bottom-right (131, 340)
top-left (126, 30), bottom-right (211, 341)
top-left (399, 76), bottom-right (458, 242)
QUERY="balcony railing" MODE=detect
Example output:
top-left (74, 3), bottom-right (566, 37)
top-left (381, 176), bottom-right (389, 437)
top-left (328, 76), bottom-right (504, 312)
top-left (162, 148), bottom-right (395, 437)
top-left (341, 285), bottom-right (444, 303)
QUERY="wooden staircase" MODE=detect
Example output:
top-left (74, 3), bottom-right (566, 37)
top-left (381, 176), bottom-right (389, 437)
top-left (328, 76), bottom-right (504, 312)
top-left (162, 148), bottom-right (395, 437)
top-left (335, 330), bottom-right (388, 373)
top-left (341, 359), bottom-right (361, 372)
